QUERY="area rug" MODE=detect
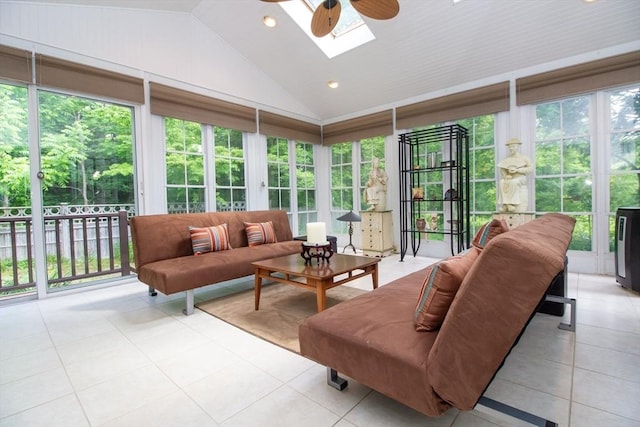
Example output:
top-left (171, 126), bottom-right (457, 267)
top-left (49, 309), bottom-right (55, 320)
top-left (196, 284), bottom-right (367, 353)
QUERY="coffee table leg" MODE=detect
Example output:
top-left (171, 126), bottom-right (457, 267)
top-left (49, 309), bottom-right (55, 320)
top-left (254, 269), bottom-right (263, 310)
top-left (372, 264), bottom-right (379, 289)
top-left (311, 278), bottom-right (327, 312)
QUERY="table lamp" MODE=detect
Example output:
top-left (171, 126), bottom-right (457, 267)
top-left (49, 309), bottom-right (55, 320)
top-left (337, 211), bottom-right (361, 253)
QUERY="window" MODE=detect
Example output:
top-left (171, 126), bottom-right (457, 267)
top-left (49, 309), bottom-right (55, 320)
top-left (456, 115), bottom-right (496, 233)
top-left (295, 141), bottom-right (317, 235)
top-left (164, 119), bottom-right (246, 213)
top-left (38, 90), bottom-right (136, 208)
top-left (267, 137), bottom-right (291, 213)
top-left (0, 83), bottom-right (29, 207)
top-left (359, 136), bottom-right (386, 211)
top-left (535, 96), bottom-right (593, 250)
top-left (330, 143), bottom-right (354, 232)
top-left (165, 118), bottom-right (205, 213)
top-left (608, 86), bottom-right (640, 251)
top-left (214, 127), bottom-right (246, 211)
top-left (267, 137), bottom-right (317, 235)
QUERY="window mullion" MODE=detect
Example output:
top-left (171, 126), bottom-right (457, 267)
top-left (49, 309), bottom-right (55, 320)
top-left (203, 124), bottom-right (215, 212)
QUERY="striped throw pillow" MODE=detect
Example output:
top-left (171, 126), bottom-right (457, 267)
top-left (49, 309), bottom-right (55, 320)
top-left (189, 224), bottom-right (232, 255)
top-left (414, 247), bottom-right (479, 331)
top-left (244, 221), bottom-right (277, 247)
top-left (472, 219), bottom-right (510, 250)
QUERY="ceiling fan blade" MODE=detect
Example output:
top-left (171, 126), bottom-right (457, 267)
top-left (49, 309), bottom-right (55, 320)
top-left (350, 0), bottom-right (399, 20)
top-left (311, 0), bottom-right (342, 37)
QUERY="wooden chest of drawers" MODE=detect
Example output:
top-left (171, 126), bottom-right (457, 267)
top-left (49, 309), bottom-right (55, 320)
top-left (361, 210), bottom-right (393, 257)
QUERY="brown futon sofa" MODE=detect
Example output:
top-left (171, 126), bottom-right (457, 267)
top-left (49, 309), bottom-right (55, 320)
top-left (130, 209), bottom-right (301, 314)
top-left (299, 213), bottom-right (576, 426)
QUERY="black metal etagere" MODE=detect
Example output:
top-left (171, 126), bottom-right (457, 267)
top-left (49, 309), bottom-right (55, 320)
top-left (399, 125), bottom-right (470, 260)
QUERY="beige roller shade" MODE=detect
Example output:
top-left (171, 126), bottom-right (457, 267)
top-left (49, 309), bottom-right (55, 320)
top-left (0, 45), bottom-right (33, 84)
top-left (258, 111), bottom-right (321, 144)
top-left (516, 51), bottom-right (640, 106)
top-left (396, 82), bottom-right (510, 129)
top-left (322, 110), bottom-right (393, 145)
top-left (149, 82), bottom-right (257, 132)
top-left (35, 54), bottom-right (144, 104)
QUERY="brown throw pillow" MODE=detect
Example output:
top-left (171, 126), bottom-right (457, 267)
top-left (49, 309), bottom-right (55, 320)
top-left (472, 219), bottom-right (510, 250)
top-left (414, 248), bottom-right (480, 331)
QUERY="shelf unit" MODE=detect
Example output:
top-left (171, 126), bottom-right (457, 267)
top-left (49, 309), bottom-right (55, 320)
top-left (399, 125), bottom-right (470, 260)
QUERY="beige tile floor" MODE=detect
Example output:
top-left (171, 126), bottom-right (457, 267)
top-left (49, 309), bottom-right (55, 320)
top-left (0, 254), bottom-right (639, 427)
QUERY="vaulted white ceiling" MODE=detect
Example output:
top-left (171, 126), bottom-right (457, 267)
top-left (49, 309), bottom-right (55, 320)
top-left (7, 0), bottom-right (640, 121)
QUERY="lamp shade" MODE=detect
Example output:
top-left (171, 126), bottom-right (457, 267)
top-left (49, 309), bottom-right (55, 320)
top-left (337, 211), bottom-right (361, 222)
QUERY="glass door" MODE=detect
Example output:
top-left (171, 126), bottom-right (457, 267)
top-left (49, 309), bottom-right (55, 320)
top-left (36, 90), bottom-right (137, 292)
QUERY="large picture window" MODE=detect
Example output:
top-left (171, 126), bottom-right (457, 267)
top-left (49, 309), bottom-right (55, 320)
top-left (456, 115), bottom-right (496, 232)
top-left (165, 118), bottom-right (205, 213)
top-left (359, 136), bottom-right (386, 212)
top-left (267, 137), bottom-right (317, 235)
top-left (214, 127), bottom-right (245, 211)
top-left (535, 96), bottom-right (593, 250)
top-left (330, 143), bottom-right (354, 232)
top-left (295, 141), bottom-right (317, 235)
top-left (608, 86), bottom-right (640, 250)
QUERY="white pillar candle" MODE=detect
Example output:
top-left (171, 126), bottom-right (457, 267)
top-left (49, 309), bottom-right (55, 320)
top-left (307, 222), bottom-right (327, 245)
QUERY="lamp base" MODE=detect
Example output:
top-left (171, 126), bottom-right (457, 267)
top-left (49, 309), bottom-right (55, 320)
top-left (342, 222), bottom-right (357, 254)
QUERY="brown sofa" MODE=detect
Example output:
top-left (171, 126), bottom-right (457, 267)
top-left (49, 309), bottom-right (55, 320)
top-left (299, 213), bottom-right (576, 425)
top-left (130, 209), bottom-right (301, 314)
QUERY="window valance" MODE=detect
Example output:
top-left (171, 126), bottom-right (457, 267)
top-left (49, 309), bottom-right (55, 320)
top-left (0, 45), bottom-right (32, 84)
top-left (516, 51), bottom-right (640, 105)
top-left (396, 82), bottom-right (510, 129)
top-left (258, 111), bottom-right (321, 144)
top-left (149, 82), bottom-right (257, 133)
top-left (322, 110), bottom-right (393, 145)
top-left (35, 54), bottom-right (144, 104)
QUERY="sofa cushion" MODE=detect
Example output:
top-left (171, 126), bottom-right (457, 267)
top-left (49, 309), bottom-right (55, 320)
top-left (472, 218), bottom-right (510, 249)
top-left (189, 224), bottom-right (232, 255)
top-left (244, 221), bottom-right (278, 247)
top-left (414, 248), bottom-right (480, 331)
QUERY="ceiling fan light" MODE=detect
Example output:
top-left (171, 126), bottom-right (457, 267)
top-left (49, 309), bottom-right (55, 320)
top-left (327, 80), bottom-right (339, 89)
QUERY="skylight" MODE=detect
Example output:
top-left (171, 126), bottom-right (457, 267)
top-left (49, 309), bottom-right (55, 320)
top-left (279, 0), bottom-right (375, 59)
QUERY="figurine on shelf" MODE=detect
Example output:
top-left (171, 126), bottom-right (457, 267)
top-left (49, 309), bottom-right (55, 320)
top-left (430, 213), bottom-right (438, 231)
top-left (497, 138), bottom-right (532, 213)
top-left (412, 187), bottom-right (424, 200)
top-left (416, 218), bottom-right (426, 231)
top-left (363, 157), bottom-right (389, 211)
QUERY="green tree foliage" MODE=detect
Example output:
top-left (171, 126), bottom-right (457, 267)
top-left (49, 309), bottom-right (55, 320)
top-left (0, 85), bottom-right (30, 206)
top-left (214, 127), bottom-right (245, 208)
top-left (38, 90), bottom-right (135, 207)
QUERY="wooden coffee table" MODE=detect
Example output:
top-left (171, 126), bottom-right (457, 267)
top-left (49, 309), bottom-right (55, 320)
top-left (252, 253), bottom-right (380, 312)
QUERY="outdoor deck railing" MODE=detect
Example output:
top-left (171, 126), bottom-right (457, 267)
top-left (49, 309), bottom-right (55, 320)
top-left (0, 209), bottom-right (133, 296)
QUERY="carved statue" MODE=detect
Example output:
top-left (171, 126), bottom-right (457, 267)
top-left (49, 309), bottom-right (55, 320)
top-left (497, 138), bottom-right (533, 212)
top-left (363, 157), bottom-right (389, 211)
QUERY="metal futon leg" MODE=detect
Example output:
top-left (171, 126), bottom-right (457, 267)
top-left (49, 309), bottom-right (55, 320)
top-left (183, 289), bottom-right (195, 316)
top-left (327, 368), bottom-right (348, 391)
top-left (477, 396), bottom-right (558, 427)
top-left (148, 286), bottom-right (157, 296)
top-left (545, 295), bottom-right (577, 332)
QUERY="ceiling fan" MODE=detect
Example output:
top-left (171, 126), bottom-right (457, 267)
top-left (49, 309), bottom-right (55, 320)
top-left (261, 0), bottom-right (400, 37)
